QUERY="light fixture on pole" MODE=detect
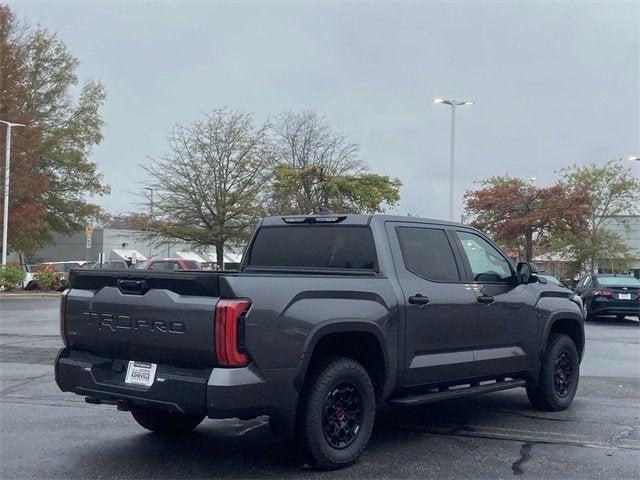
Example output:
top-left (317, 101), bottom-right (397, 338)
top-left (0, 120), bottom-right (25, 266)
top-left (433, 98), bottom-right (474, 221)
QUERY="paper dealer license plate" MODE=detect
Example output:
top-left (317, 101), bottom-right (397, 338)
top-left (125, 361), bottom-right (157, 386)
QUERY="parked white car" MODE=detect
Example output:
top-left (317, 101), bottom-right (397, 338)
top-left (21, 264), bottom-right (36, 290)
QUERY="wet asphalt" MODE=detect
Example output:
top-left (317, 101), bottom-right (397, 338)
top-left (0, 298), bottom-right (638, 479)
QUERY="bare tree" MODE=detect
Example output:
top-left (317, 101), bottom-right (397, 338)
top-left (268, 110), bottom-right (364, 213)
top-left (141, 108), bottom-right (272, 267)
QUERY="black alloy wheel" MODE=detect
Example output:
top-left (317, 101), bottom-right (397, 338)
top-left (554, 352), bottom-right (573, 398)
top-left (322, 383), bottom-right (364, 449)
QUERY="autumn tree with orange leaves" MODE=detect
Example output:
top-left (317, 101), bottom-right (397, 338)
top-left (464, 177), bottom-right (590, 261)
top-left (0, 5), bottom-right (109, 255)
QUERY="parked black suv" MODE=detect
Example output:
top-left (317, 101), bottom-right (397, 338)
top-left (56, 214), bottom-right (585, 469)
top-left (574, 274), bottom-right (640, 321)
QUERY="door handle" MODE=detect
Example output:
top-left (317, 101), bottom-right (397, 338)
top-left (408, 294), bottom-right (430, 305)
top-left (477, 294), bottom-right (494, 304)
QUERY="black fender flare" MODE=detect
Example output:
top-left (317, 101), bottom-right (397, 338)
top-left (539, 310), bottom-right (585, 361)
top-left (293, 319), bottom-right (393, 397)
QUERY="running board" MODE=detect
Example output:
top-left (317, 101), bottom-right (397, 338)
top-left (388, 379), bottom-right (526, 406)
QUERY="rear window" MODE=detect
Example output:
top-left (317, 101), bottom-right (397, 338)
top-left (597, 276), bottom-right (640, 287)
top-left (248, 226), bottom-right (378, 270)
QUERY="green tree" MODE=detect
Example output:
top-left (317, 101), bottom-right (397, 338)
top-left (140, 108), bottom-right (272, 267)
top-left (268, 110), bottom-right (401, 214)
top-left (555, 158), bottom-right (640, 273)
top-left (271, 165), bottom-right (401, 215)
top-left (0, 5), bottom-right (109, 253)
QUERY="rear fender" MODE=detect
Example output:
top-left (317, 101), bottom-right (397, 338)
top-left (294, 320), bottom-right (394, 398)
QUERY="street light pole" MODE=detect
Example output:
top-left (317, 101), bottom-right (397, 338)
top-left (0, 120), bottom-right (25, 266)
top-left (433, 98), bottom-right (474, 221)
top-left (449, 103), bottom-right (456, 222)
top-left (144, 187), bottom-right (154, 258)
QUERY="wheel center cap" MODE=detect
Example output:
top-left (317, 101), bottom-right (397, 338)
top-left (335, 407), bottom-right (347, 421)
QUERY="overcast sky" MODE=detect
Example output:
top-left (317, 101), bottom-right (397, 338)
top-left (11, 1), bottom-right (640, 220)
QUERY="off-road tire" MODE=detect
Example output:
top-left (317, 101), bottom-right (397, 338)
top-left (294, 356), bottom-right (376, 470)
top-left (527, 333), bottom-right (579, 411)
top-left (131, 408), bottom-right (204, 434)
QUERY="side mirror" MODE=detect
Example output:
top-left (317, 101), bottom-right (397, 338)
top-left (517, 262), bottom-right (538, 285)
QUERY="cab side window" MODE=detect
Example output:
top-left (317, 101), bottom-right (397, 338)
top-left (456, 231), bottom-right (514, 283)
top-left (396, 226), bottom-right (461, 282)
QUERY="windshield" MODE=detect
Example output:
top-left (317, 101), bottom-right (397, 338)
top-left (541, 275), bottom-right (562, 286)
top-left (597, 276), bottom-right (640, 287)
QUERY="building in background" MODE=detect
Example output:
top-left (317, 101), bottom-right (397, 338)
top-left (25, 228), bottom-right (243, 269)
top-left (601, 215), bottom-right (640, 277)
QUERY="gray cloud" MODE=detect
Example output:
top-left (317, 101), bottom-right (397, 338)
top-left (12, 1), bottom-right (639, 220)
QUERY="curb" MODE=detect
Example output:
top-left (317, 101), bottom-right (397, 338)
top-left (0, 292), bottom-right (62, 299)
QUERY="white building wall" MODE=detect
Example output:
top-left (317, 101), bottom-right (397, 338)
top-left (603, 215), bottom-right (640, 271)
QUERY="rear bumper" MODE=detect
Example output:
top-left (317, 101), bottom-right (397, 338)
top-left (55, 348), bottom-right (299, 436)
top-left (589, 299), bottom-right (639, 317)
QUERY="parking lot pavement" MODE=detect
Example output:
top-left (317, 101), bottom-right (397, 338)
top-left (1, 298), bottom-right (639, 479)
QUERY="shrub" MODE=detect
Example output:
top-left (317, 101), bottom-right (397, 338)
top-left (0, 264), bottom-right (26, 292)
top-left (33, 268), bottom-right (58, 291)
top-left (57, 276), bottom-right (69, 291)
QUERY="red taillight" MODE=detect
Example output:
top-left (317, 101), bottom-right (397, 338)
top-left (594, 289), bottom-right (613, 298)
top-left (215, 299), bottom-right (251, 367)
top-left (59, 290), bottom-right (69, 347)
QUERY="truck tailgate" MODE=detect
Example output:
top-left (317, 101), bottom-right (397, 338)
top-left (64, 271), bottom-right (221, 366)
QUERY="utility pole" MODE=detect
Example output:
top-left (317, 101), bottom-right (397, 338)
top-left (144, 187), bottom-right (154, 258)
top-left (0, 120), bottom-right (25, 266)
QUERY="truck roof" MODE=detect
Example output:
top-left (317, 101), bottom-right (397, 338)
top-left (260, 214), bottom-right (467, 228)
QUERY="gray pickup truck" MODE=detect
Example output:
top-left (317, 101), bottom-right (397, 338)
top-left (56, 214), bottom-right (585, 469)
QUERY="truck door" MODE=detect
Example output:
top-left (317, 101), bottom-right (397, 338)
top-left (387, 222), bottom-right (478, 386)
top-left (453, 230), bottom-right (539, 377)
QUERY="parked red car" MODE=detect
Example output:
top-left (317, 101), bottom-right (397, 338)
top-left (134, 258), bottom-right (201, 271)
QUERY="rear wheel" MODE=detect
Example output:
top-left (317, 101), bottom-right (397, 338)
top-left (131, 408), bottom-right (204, 434)
top-left (294, 356), bottom-right (375, 469)
top-left (527, 333), bottom-right (579, 411)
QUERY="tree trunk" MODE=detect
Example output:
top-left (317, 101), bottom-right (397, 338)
top-left (524, 230), bottom-right (534, 262)
top-left (215, 242), bottom-right (224, 270)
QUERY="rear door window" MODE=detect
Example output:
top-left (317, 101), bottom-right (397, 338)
top-left (247, 226), bottom-right (378, 270)
top-left (396, 227), bottom-right (461, 282)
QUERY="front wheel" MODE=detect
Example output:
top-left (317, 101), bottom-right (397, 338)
top-left (294, 356), bottom-right (376, 469)
top-left (131, 408), bottom-right (204, 434)
top-left (527, 333), bottom-right (579, 411)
